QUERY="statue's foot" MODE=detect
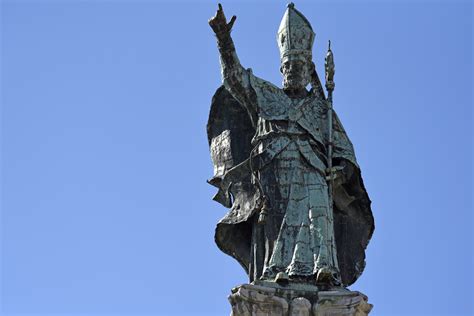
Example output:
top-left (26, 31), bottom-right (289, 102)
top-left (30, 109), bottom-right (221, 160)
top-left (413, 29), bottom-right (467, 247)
top-left (316, 267), bottom-right (341, 286)
top-left (275, 271), bottom-right (289, 284)
top-left (316, 267), bottom-right (332, 284)
top-left (260, 267), bottom-right (277, 281)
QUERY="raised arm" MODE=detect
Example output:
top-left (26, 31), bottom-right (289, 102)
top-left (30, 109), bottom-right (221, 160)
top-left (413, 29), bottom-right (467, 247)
top-left (209, 4), bottom-right (257, 119)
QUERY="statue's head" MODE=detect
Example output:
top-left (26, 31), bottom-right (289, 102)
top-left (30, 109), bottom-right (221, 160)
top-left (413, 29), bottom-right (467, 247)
top-left (280, 56), bottom-right (314, 90)
top-left (277, 3), bottom-right (315, 91)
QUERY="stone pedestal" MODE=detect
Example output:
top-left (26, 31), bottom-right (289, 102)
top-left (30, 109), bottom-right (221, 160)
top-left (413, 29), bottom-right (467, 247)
top-left (228, 283), bottom-right (372, 316)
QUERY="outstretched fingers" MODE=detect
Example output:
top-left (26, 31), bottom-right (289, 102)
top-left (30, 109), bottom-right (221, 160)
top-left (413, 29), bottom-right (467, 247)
top-left (228, 15), bottom-right (236, 29)
top-left (217, 3), bottom-right (225, 19)
top-left (209, 3), bottom-right (236, 34)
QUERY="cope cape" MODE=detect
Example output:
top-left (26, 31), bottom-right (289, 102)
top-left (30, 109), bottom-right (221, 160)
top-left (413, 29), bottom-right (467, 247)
top-left (207, 79), bottom-right (374, 286)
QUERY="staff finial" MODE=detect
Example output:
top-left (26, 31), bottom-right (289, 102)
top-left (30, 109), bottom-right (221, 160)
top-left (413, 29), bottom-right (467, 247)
top-left (325, 40), bottom-right (335, 93)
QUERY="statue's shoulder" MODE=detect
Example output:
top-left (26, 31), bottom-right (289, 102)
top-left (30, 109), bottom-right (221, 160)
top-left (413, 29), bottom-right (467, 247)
top-left (307, 97), bottom-right (329, 116)
top-left (247, 69), bottom-right (289, 120)
top-left (247, 69), bottom-right (281, 93)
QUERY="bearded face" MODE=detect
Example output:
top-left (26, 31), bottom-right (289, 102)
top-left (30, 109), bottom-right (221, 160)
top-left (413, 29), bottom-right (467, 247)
top-left (281, 59), bottom-right (312, 90)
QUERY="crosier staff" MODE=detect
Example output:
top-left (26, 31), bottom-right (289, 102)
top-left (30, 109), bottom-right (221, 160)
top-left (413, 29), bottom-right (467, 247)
top-left (325, 40), bottom-right (336, 213)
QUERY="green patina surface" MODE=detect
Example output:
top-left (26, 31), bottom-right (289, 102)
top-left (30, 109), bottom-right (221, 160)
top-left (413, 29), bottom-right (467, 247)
top-left (207, 3), bottom-right (374, 288)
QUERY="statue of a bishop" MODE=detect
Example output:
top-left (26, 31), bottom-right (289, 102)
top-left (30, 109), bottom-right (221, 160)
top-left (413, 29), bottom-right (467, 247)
top-left (207, 3), bottom-right (374, 287)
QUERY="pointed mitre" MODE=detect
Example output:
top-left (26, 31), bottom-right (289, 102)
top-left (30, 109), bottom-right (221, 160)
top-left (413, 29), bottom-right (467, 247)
top-left (277, 3), bottom-right (315, 62)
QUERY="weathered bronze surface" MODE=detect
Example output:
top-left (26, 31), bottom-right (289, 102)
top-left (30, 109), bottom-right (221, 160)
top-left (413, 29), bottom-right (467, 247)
top-left (207, 3), bottom-right (374, 288)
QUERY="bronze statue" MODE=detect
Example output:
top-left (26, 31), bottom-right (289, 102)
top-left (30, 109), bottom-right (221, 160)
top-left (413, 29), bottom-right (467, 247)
top-left (207, 3), bottom-right (374, 288)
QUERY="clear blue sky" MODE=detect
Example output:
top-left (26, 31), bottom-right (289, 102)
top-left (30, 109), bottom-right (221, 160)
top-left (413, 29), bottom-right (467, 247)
top-left (1, 1), bottom-right (472, 315)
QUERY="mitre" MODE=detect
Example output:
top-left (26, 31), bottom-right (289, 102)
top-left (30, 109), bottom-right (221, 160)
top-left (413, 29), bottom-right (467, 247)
top-left (277, 3), bottom-right (315, 62)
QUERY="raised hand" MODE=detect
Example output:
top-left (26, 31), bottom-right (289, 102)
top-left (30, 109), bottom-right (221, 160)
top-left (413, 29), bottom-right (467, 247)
top-left (209, 3), bottom-right (236, 37)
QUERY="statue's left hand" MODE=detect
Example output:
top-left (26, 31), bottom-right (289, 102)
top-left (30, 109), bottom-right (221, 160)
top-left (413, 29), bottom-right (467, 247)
top-left (341, 160), bottom-right (354, 180)
top-left (327, 161), bottom-right (354, 187)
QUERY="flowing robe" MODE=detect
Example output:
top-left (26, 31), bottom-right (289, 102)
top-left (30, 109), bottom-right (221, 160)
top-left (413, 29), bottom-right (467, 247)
top-left (207, 68), bottom-right (374, 286)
